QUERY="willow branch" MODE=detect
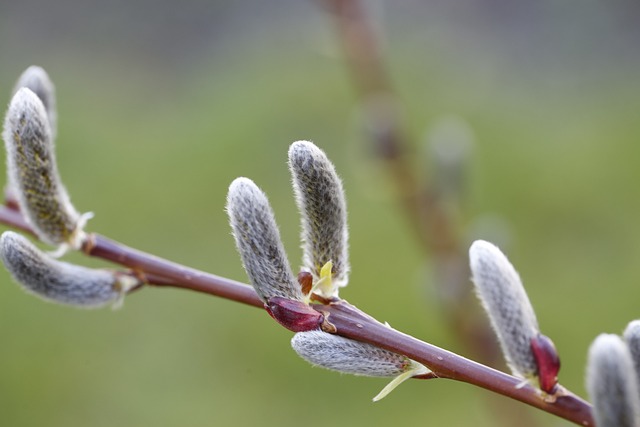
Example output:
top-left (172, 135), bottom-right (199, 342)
top-left (0, 204), bottom-right (594, 426)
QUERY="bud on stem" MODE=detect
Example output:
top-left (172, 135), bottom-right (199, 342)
top-left (0, 231), bottom-right (138, 308)
top-left (469, 240), bottom-right (560, 393)
top-left (2, 88), bottom-right (90, 252)
top-left (623, 320), bottom-right (640, 395)
top-left (586, 334), bottom-right (640, 427)
top-left (291, 330), bottom-right (430, 401)
top-left (226, 177), bottom-right (302, 303)
top-left (289, 141), bottom-right (349, 298)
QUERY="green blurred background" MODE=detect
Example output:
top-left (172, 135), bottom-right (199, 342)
top-left (1, 1), bottom-right (640, 426)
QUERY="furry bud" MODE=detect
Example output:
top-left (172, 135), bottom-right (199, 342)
top-left (288, 141), bottom-right (349, 298)
top-left (3, 88), bottom-right (91, 251)
top-left (226, 177), bottom-right (302, 303)
top-left (623, 320), bottom-right (640, 394)
top-left (586, 334), bottom-right (640, 427)
top-left (291, 330), bottom-right (430, 401)
top-left (0, 231), bottom-right (137, 308)
top-left (469, 240), bottom-right (546, 384)
top-left (13, 66), bottom-right (57, 138)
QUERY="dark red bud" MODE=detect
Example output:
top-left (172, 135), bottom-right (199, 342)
top-left (297, 271), bottom-right (313, 296)
top-left (266, 297), bottom-right (323, 332)
top-left (530, 333), bottom-right (561, 394)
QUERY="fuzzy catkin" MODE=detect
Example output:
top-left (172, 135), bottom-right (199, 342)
top-left (0, 231), bottom-right (124, 308)
top-left (13, 66), bottom-right (57, 138)
top-left (623, 320), bottom-right (640, 396)
top-left (288, 141), bottom-right (349, 296)
top-left (3, 88), bottom-right (82, 248)
top-left (469, 240), bottom-right (539, 379)
top-left (291, 330), bottom-right (409, 377)
top-left (226, 177), bottom-right (302, 303)
top-left (586, 334), bottom-right (640, 427)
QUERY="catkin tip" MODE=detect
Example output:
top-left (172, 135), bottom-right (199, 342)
top-left (13, 66), bottom-right (57, 136)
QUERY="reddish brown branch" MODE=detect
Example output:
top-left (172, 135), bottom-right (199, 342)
top-left (82, 233), bottom-right (263, 308)
top-left (0, 204), bottom-right (594, 426)
top-left (323, 302), bottom-right (593, 426)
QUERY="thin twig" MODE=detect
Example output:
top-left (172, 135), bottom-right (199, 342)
top-left (0, 204), bottom-right (594, 426)
top-left (82, 233), bottom-right (262, 308)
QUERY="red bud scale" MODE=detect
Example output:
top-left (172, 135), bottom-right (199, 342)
top-left (530, 333), bottom-right (560, 394)
top-left (266, 296), bottom-right (323, 332)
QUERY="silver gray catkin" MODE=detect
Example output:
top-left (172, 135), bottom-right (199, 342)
top-left (288, 141), bottom-right (349, 298)
top-left (226, 177), bottom-right (302, 303)
top-left (0, 231), bottom-right (136, 308)
top-left (2, 88), bottom-right (89, 251)
top-left (623, 320), bottom-right (640, 396)
top-left (291, 330), bottom-right (430, 401)
top-left (469, 240), bottom-right (539, 381)
top-left (586, 334), bottom-right (640, 427)
top-left (291, 330), bottom-right (410, 377)
top-left (13, 66), bottom-right (57, 138)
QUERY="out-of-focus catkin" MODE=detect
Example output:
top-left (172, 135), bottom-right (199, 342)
top-left (586, 334), bottom-right (640, 427)
top-left (2, 88), bottom-right (91, 252)
top-left (13, 66), bottom-right (57, 138)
